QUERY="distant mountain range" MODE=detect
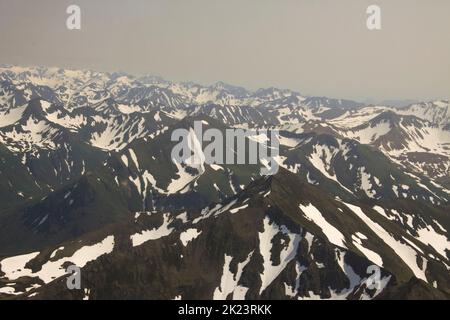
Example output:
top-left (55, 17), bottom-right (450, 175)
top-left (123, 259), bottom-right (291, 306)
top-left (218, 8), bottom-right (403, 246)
top-left (0, 65), bottom-right (448, 300)
top-left (363, 99), bottom-right (422, 108)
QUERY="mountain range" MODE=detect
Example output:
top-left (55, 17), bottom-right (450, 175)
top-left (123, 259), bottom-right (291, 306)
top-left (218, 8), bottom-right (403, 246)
top-left (0, 65), bottom-right (448, 300)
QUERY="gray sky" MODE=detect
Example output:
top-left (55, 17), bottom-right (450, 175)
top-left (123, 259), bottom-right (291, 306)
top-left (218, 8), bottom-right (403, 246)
top-left (0, 0), bottom-right (449, 101)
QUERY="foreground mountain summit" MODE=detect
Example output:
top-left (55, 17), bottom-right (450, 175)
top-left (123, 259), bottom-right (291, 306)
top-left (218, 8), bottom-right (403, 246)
top-left (0, 65), bottom-right (449, 299)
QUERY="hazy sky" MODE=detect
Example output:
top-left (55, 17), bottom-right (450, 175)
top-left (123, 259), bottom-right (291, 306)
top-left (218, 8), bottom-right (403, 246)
top-left (0, 0), bottom-right (449, 101)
